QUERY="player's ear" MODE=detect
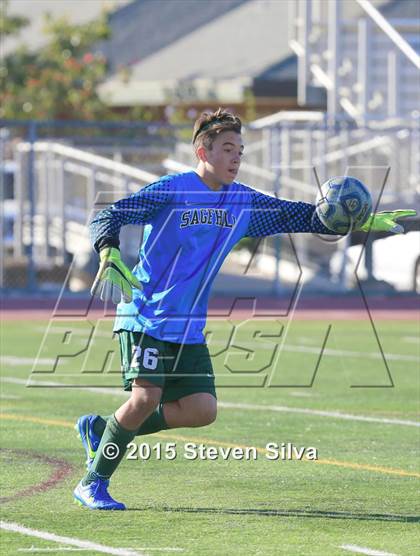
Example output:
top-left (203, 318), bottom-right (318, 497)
top-left (196, 145), bottom-right (208, 163)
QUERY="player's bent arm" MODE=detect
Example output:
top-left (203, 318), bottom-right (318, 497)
top-left (244, 190), bottom-right (338, 237)
top-left (89, 178), bottom-right (173, 303)
top-left (89, 178), bottom-right (174, 252)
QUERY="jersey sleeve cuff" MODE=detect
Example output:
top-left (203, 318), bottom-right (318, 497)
top-left (94, 236), bottom-right (120, 253)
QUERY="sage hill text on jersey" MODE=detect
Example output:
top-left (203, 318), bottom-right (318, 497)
top-left (180, 208), bottom-right (236, 229)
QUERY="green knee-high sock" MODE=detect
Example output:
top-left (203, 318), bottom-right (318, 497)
top-left (93, 405), bottom-right (168, 440)
top-left (135, 402), bottom-right (168, 436)
top-left (83, 415), bottom-right (135, 485)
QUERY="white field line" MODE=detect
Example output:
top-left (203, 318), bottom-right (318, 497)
top-left (0, 521), bottom-right (144, 556)
top-left (208, 341), bottom-right (419, 363)
top-left (280, 344), bottom-right (419, 363)
top-left (18, 547), bottom-right (183, 553)
top-left (340, 544), bottom-right (399, 556)
top-left (34, 327), bottom-right (420, 363)
top-left (288, 391), bottom-right (315, 398)
top-left (19, 549), bottom-right (84, 553)
top-left (1, 356), bottom-right (57, 366)
top-left (402, 336), bottom-right (420, 344)
top-left (35, 327), bottom-right (113, 339)
top-left (19, 549), bottom-right (85, 553)
top-left (2, 377), bottom-right (79, 388)
top-left (2, 376), bottom-right (420, 428)
top-left (219, 401), bottom-right (420, 427)
top-left (2, 376), bottom-right (126, 394)
top-left (297, 336), bottom-right (319, 345)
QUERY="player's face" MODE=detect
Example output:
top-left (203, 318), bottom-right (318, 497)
top-left (200, 131), bottom-right (244, 187)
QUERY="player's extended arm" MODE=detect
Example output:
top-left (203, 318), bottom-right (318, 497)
top-left (358, 210), bottom-right (416, 234)
top-left (244, 189), bottom-right (336, 237)
top-left (91, 247), bottom-right (142, 304)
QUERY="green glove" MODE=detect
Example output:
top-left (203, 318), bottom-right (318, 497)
top-left (91, 247), bottom-right (142, 304)
top-left (359, 210), bottom-right (417, 234)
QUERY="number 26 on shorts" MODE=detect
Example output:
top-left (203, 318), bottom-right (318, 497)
top-left (130, 345), bottom-right (159, 370)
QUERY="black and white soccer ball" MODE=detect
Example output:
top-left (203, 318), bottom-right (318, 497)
top-left (316, 176), bottom-right (372, 234)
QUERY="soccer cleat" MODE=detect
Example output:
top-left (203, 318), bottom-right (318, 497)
top-left (73, 478), bottom-right (126, 510)
top-left (75, 415), bottom-right (101, 469)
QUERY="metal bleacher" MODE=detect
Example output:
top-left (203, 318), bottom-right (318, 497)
top-left (169, 0), bottom-right (420, 292)
top-left (290, 0), bottom-right (420, 123)
top-left (170, 0), bottom-right (420, 206)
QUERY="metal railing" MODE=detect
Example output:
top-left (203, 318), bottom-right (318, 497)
top-left (290, 0), bottom-right (420, 123)
top-left (14, 140), bottom-right (158, 264)
top-left (1, 123), bottom-right (162, 290)
top-left (175, 114), bottom-right (420, 205)
top-left (1, 114), bottom-right (419, 294)
top-left (356, 0), bottom-right (420, 69)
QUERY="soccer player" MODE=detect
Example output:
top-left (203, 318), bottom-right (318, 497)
top-left (73, 108), bottom-right (415, 510)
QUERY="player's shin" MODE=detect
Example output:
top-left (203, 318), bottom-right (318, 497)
top-left (83, 415), bottom-right (136, 485)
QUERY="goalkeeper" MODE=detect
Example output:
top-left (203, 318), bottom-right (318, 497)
top-left (73, 108), bottom-right (415, 510)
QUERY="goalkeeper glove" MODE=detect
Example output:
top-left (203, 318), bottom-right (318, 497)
top-left (91, 247), bottom-right (142, 304)
top-left (359, 210), bottom-right (417, 234)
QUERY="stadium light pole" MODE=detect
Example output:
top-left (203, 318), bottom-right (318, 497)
top-left (0, 128), bottom-right (7, 289)
top-left (327, 0), bottom-right (340, 119)
top-left (357, 18), bottom-right (370, 126)
top-left (271, 126), bottom-right (283, 296)
top-left (26, 122), bottom-right (37, 291)
top-left (297, 0), bottom-right (311, 106)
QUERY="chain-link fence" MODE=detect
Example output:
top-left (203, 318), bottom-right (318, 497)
top-left (0, 119), bottom-right (189, 292)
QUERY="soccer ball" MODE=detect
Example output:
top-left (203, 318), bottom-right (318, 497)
top-left (315, 176), bottom-right (372, 234)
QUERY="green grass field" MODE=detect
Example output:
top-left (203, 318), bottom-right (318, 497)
top-left (1, 317), bottom-right (419, 555)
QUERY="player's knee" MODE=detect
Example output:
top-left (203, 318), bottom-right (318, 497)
top-left (127, 395), bottom-right (159, 420)
top-left (195, 400), bottom-right (217, 426)
top-left (130, 380), bottom-right (161, 414)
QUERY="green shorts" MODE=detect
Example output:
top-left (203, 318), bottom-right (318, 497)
top-left (118, 330), bottom-right (216, 403)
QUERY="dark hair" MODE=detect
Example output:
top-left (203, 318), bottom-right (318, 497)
top-left (192, 108), bottom-right (242, 149)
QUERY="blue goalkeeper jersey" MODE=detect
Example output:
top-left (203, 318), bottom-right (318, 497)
top-left (90, 171), bottom-right (333, 343)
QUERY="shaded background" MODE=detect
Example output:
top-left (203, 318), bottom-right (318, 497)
top-left (1, 0), bottom-right (419, 303)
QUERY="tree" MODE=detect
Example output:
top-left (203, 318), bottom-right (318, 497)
top-left (0, 0), bottom-right (29, 36)
top-left (0, 3), bottom-right (120, 121)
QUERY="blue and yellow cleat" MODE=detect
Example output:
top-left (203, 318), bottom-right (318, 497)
top-left (75, 415), bottom-right (101, 469)
top-left (73, 478), bottom-right (126, 510)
